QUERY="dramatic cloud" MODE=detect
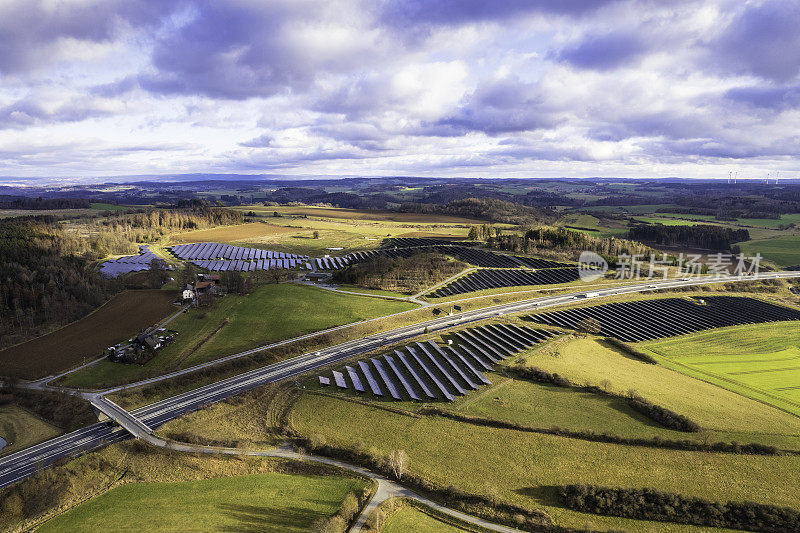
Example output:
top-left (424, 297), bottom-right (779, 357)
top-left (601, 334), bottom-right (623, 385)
top-left (0, 0), bottom-right (163, 75)
top-left (725, 84), bottom-right (800, 111)
top-left (709, 0), bottom-right (800, 81)
top-left (0, 0), bottom-right (798, 179)
top-left (380, 0), bottom-right (619, 29)
top-left (422, 75), bottom-right (560, 136)
top-left (556, 32), bottom-right (648, 70)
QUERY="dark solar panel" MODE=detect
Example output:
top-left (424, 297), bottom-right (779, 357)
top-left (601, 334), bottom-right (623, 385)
top-left (396, 350), bottom-right (436, 399)
top-left (358, 361), bottom-right (383, 396)
top-left (371, 358), bottom-right (401, 400)
top-left (333, 370), bottom-right (347, 389)
top-left (416, 342), bottom-right (467, 395)
top-left (345, 365), bottom-right (365, 392)
top-left (387, 353), bottom-right (421, 401)
top-left (407, 346), bottom-right (454, 401)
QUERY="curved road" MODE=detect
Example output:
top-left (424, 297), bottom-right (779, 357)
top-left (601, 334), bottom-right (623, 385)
top-left (2, 272), bottom-right (799, 491)
top-left (132, 433), bottom-right (523, 533)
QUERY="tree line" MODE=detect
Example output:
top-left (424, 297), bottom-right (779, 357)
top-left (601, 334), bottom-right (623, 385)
top-left (399, 197), bottom-right (556, 226)
top-left (0, 216), bottom-right (121, 347)
top-left (0, 196), bottom-right (92, 210)
top-left (480, 226), bottom-right (657, 264)
top-left (559, 484), bottom-right (800, 532)
top-left (94, 204), bottom-right (243, 245)
top-left (627, 223), bottom-right (750, 251)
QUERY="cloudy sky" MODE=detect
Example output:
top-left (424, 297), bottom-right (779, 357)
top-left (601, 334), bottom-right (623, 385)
top-left (0, 0), bottom-right (798, 181)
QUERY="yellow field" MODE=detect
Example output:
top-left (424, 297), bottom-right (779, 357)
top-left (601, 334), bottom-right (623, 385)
top-left (262, 205), bottom-right (484, 223)
top-left (168, 222), bottom-right (296, 244)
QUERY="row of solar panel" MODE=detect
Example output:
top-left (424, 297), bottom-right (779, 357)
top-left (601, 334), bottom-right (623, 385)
top-left (428, 268), bottom-right (582, 297)
top-left (316, 245), bottom-right (572, 271)
top-left (99, 246), bottom-right (172, 277)
top-left (189, 259), bottom-right (312, 271)
top-left (169, 242), bottom-right (306, 262)
top-left (529, 296), bottom-right (800, 342)
top-left (320, 323), bottom-right (559, 401)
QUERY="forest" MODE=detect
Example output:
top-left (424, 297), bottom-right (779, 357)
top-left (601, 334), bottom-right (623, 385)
top-left (332, 252), bottom-right (466, 294)
top-left (399, 197), bottom-right (555, 226)
top-left (0, 205), bottom-right (244, 347)
top-left (0, 216), bottom-right (119, 348)
top-left (627, 224), bottom-right (750, 251)
top-left (0, 197), bottom-right (92, 210)
top-left (482, 226), bottom-right (656, 264)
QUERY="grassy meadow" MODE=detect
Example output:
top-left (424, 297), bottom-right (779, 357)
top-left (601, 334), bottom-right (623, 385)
top-left (291, 392), bottom-right (800, 532)
top-left (61, 283), bottom-right (416, 389)
top-left (383, 505), bottom-right (469, 533)
top-left (640, 322), bottom-right (800, 417)
top-left (0, 405), bottom-right (62, 457)
top-left (37, 472), bottom-right (363, 533)
top-left (738, 234), bottom-right (800, 267)
top-left (520, 335), bottom-right (800, 445)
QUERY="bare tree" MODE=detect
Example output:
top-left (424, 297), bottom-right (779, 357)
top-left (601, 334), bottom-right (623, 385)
top-left (388, 449), bottom-right (409, 480)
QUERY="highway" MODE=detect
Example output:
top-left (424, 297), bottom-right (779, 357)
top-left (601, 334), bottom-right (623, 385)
top-left (2, 272), bottom-right (799, 490)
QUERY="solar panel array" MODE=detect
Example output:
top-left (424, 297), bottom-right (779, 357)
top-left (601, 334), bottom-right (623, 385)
top-left (428, 268), bottom-right (581, 298)
top-left (168, 242), bottom-right (308, 271)
top-left (314, 244), bottom-right (571, 271)
top-left (99, 245), bottom-right (172, 277)
top-left (528, 296), bottom-right (800, 342)
top-left (318, 323), bottom-right (559, 401)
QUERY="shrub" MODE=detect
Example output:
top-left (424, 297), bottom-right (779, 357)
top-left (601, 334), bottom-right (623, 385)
top-left (626, 392), bottom-right (701, 432)
top-left (559, 484), bottom-right (800, 532)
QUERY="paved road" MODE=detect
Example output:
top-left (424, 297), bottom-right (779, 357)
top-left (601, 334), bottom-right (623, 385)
top-left (2, 272), bottom-right (799, 490)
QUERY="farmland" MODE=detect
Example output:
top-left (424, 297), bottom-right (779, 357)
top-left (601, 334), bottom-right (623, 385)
top-left (521, 335), bottom-right (800, 443)
top-left (37, 472), bottom-right (365, 533)
top-left (149, 313), bottom-right (800, 531)
top-left (738, 234), bottom-right (800, 267)
top-left (175, 208), bottom-right (481, 257)
top-left (259, 205), bottom-right (484, 223)
top-left (0, 405), bottom-right (62, 457)
top-left (640, 322), bottom-right (800, 416)
top-left (167, 221), bottom-right (297, 244)
top-left (291, 391), bottom-right (800, 531)
top-left (0, 290), bottom-right (178, 380)
top-left (61, 283), bottom-right (417, 388)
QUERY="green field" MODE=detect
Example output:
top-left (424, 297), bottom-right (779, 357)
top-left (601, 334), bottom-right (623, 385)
top-left (640, 322), bottom-right (800, 416)
top-left (458, 375), bottom-right (702, 442)
top-left (738, 234), bottom-right (800, 267)
top-left (383, 505), bottom-right (467, 532)
top-left (0, 405), bottom-right (62, 457)
top-left (291, 391), bottom-right (800, 532)
top-left (61, 283), bottom-right (416, 388)
top-left (521, 336), bottom-right (800, 444)
top-left (37, 472), bottom-right (365, 533)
